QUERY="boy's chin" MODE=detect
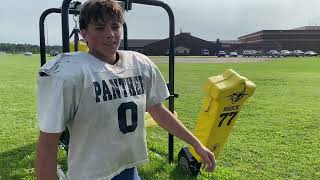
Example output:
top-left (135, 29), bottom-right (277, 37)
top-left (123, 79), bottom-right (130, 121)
top-left (105, 46), bottom-right (119, 52)
top-left (90, 48), bottom-right (117, 57)
top-left (100, 47), bottom-right (118, 54)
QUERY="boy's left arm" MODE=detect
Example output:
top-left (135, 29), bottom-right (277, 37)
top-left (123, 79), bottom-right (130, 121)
top-left (147, 103), bottom-right (216, 172)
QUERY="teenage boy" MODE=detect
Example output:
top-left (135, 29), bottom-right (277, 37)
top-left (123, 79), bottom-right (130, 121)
top-left (35, 0), bottom-right (216, 179)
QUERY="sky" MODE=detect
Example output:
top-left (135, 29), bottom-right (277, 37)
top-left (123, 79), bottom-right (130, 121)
top-left (1, 0), bottom-right (320, 45)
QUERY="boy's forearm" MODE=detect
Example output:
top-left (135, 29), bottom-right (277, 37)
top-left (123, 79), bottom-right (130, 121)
top-left (35, 132), bottom-right (61, 180)
top-left (36, 146), bottom-right (58, 180)
top-left (147, 104), bottom-right (202, 149)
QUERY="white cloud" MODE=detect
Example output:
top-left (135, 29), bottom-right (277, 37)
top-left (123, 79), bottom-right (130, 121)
top-left (1, 0), bottom-right (320, 45)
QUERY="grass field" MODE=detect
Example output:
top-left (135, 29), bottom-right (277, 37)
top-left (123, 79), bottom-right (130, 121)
top-left (0, 54), bottom-right (319, 179)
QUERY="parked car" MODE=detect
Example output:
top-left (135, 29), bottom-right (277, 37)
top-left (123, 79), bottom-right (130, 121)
top-left (24, 52), bottom-right (32, 56)
top-left (165, 49), bottom-right (169, 56)
top-left (292, 50), bottom-right (304, 57)
top-left (242, 50), bottom-right (253, 57)
top-left (201, 49), bottom-right (210, 56)
top-left (267, 50), bottom-right (280, 57)
top-left (280, 50), bottom-right (292, 57)
top-left (253, 50), bottom-right (264, 57)
top-left (218, 51), bottom-right (226, 57)
top-left (49, 51), bottom-right (59, 56)
top-left (304, 51), bottom-right (317, 56)
top-left (229, 52), bottom-right (238, 57)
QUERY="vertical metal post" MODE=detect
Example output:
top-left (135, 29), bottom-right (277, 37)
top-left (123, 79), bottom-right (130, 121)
top-left (62, 0), bottom-right (72, 52)
top-left (74, 30), bottom-right (79, 51)
top-left (129, 0), bottom-right (176, 163)
top-left (123, 22), bottom-right (128, 50)
top-left (39, 11), bottom-right (48, 66)
top-left (39, 8), bottom-right (61, 66)
top-left (167, 6), bottom-right (175, 164)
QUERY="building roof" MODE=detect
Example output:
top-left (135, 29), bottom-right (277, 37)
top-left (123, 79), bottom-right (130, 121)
top-left (212, 40), bottom-right (240, 44)
top-left (291, 26), bottom-right (320, 30)
top-left (238, 29), bottom-right (320, 40)
top-left (120, 39), bottom-right (159, 48)
top-left (145, 32), bottom-right (217, 48)
top-left (142, 32), bottom-right (220, 55)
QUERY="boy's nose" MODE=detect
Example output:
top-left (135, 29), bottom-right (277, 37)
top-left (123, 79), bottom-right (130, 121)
top-left (105, 28), bottom-right (115, 38)
top-left (105, 32), bottom-right (115, 40)
top-left (105, 32), bottom-right (112, 37)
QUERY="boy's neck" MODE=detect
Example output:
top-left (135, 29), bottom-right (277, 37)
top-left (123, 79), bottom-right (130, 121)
top-left (89, 50), bottom-right (118, 65)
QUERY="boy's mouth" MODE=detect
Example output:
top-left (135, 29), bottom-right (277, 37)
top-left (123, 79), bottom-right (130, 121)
top-left (104, 42), bottom-right (116, 46)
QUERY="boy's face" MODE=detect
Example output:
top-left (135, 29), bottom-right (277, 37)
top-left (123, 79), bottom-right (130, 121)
top-left (81, 18), bottom-right (122, 58)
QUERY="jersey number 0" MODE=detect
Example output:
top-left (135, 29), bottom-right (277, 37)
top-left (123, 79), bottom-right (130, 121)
top-left (118, 102), bottom-right (138, 134)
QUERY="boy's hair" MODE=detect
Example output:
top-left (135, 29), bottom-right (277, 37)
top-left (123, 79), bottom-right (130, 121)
top-left (79, 0), bottom-right (124, 30)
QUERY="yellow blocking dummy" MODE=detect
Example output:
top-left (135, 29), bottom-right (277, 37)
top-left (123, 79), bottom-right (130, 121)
top-left (189, 69), bottom-right (256, 161)
top-left (69, 40), bottom-right (89, 52)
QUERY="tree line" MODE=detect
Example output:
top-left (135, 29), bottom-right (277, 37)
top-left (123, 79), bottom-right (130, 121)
top-left (0, 43), bottom-right (62, 54)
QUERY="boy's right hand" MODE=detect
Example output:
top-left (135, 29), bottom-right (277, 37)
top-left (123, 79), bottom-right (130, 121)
top-left (194, 143), bottom-right (216, 172)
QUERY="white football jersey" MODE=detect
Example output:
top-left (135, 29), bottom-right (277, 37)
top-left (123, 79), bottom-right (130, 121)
top-left (37, 51), bottom-right (170, 180)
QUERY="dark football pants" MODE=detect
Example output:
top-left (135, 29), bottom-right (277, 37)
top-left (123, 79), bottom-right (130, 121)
top-left (112, 167), bottom-right (140, 180)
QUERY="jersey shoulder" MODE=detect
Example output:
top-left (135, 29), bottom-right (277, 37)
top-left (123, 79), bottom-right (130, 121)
top-left (39, 52), bottom-right (88, 80)
top-left (120, 50), bottom-right (156, 69)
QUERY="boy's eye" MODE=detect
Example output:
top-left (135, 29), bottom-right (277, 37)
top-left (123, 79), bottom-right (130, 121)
top-left (112, 25), bottom-right (120, 30)
top-left (95, 26), bottom-right (104, 30)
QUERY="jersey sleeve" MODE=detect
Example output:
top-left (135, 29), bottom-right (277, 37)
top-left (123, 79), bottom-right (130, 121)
top-left (145, 63), bottom-right (170, 108)
top-left (37, 56), bottom-right (82, 133)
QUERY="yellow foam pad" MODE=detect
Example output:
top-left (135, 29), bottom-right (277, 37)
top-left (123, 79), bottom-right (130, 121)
top-left (189, 69), bottom-right (256, 161)
top-left (69, 41), bottom-right (89, 52)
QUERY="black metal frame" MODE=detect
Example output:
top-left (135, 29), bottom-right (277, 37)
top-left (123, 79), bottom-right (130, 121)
top-left (39, 0), bottom-right (176, 163)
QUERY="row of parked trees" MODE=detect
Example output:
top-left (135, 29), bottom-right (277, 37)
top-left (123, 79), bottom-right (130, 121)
top-left (0, 43), bottom-right (61, 54)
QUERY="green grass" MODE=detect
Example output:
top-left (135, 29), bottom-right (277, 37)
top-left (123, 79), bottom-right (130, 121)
top-left (0, 54), bottom-right (319, 179)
